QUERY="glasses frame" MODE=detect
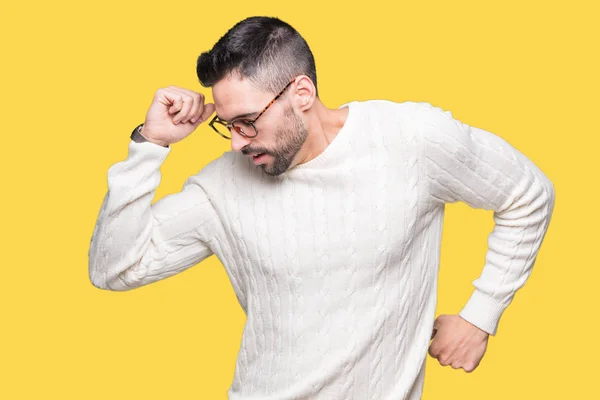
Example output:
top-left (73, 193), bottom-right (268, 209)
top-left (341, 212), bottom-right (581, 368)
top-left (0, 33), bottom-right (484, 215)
top-left (208, 78), bottom-right (297, 140)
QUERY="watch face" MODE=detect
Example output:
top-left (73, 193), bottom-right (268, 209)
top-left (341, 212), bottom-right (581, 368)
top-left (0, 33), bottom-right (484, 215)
top-left (131, 124), bottom-right (145, 142)
top-left (129, 124), bottom-right (167, 147)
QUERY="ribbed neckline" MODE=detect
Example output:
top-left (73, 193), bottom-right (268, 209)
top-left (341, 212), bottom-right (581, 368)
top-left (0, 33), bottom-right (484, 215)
top-left (282, 101), bottom-right (357, 176)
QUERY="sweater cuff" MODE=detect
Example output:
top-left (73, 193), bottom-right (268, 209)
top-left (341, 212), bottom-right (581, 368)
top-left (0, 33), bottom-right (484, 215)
top-left (129, 138), bottom-right (172, 155)
top-left (458, 289), bottom-right (507, 336)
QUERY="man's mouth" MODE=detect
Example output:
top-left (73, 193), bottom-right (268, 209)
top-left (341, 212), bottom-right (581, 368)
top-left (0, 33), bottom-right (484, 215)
top-left (251, 153), bottom-right (267, 164)
top-left (249, 151), bottom-right (267, 158)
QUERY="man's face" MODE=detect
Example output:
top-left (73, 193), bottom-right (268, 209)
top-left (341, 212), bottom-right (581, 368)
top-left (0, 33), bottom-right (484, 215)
top-left (212, 74), bottom-right (308, 176)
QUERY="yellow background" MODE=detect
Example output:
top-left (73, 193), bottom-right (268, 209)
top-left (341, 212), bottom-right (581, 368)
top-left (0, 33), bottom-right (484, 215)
top-left (1, 0), bottom-right (595, 398)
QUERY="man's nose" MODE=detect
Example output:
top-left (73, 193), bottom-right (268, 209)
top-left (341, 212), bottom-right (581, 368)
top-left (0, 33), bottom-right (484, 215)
top-left (230, 131), bottom-right (252, 152)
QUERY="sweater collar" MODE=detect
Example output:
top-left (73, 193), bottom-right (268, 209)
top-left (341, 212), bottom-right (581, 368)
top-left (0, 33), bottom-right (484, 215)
top-left (281, 101), bottom-right (357, 176)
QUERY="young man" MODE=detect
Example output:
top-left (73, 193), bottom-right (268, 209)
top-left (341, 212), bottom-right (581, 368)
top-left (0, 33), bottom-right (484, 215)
top-left (88, 16), bottom-right (555, 400)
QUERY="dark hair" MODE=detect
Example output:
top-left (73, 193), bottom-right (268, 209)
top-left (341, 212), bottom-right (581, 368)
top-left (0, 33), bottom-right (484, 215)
top-left (196, 16), bottom-right (318, 97)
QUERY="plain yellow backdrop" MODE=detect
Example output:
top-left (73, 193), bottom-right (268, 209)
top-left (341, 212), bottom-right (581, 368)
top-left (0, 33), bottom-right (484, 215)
top-left (0, 0), bottom-right (595, 398)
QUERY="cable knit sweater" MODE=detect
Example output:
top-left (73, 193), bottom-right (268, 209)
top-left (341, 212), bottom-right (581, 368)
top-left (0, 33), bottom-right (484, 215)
top-left (88, 100), bottom-right (555, 400)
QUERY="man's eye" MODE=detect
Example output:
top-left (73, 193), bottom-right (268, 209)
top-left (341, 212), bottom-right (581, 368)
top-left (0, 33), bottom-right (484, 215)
top-left (235, 119), bottom-right (253, 126)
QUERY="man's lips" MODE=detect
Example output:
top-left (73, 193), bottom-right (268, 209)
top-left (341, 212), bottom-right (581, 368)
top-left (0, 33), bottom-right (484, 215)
top-left (250, 153), bottom-right (268, 164)
top-left (248, 152), bottom-right (266, 158)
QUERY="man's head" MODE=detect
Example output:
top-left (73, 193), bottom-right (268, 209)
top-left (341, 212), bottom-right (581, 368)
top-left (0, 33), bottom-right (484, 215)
top-left (196, 16), bottom-right (318, 176)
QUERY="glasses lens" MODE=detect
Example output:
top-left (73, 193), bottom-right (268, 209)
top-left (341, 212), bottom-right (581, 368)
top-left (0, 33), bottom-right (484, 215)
top-left (232, 120), bottom-right (257, 138)
top-left (212, 122), bottom-right (232, 139)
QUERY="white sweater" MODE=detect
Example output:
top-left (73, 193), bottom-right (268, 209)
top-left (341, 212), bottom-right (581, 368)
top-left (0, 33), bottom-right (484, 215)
top-left (88, 100), bottom-right (555, 400)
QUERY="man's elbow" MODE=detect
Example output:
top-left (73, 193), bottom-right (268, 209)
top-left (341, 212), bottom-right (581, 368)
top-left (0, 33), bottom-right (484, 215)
top-left (541, 177), bottom-right (556, 219)
top-left (88, 266), bottom-right (138, 292)
top-left (547, 178), bottom-right (556, 208)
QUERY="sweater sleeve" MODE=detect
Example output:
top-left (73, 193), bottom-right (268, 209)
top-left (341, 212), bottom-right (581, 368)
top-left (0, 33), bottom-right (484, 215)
top-left (88, 140), bottom-right (218, 291)
top-left (414, 102), bottom-right (556, 336)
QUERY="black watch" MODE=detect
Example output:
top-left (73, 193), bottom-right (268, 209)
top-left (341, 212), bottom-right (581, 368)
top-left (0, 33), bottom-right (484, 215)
top-left (130, 123), bottom-right (169, 148)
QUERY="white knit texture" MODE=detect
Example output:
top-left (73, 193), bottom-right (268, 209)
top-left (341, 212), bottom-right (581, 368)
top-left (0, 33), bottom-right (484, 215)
top-left (88, 100), bottom-right (555, 399)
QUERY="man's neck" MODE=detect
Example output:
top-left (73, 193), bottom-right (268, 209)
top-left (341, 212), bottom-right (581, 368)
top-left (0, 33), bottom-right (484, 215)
top-left (295, 100), bottom-right (350, 166)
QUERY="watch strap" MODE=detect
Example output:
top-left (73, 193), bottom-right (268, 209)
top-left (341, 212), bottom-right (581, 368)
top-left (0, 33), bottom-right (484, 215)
top-left (130, 123), bottom-right (169, 148)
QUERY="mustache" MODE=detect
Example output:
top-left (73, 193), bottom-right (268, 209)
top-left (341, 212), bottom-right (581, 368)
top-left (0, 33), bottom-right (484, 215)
top-left (242, 148), bottom-right (271, 156)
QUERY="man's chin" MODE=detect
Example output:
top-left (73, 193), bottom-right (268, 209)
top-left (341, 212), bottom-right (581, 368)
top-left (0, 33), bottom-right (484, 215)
top-left (261, 166), bottom-right (280, 176)
top-left (260, 164), bottom-right (286, 177)
top-left (258, 154), bottom-right (294, 176)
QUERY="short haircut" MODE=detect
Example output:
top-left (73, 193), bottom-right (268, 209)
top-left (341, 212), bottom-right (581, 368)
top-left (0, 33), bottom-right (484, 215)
top-left (196, 16), bottom-right (318, 97)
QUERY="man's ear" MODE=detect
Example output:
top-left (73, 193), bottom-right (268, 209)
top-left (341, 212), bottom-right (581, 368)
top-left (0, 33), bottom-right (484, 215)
top-left (293, 75), bottom-right (316, 112)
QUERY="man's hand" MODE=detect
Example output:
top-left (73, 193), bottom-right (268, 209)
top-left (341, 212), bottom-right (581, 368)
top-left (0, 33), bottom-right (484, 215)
top-left (141, 86), bottom-right (216, 147)
top-left (427, 314), bottom-right (490, 373)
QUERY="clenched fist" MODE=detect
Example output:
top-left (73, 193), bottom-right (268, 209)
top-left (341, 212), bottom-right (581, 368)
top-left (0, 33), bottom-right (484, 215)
top-left (428, 314), bottom-right (490, 373)
top-left (139, 85), bottom-right (216, 147)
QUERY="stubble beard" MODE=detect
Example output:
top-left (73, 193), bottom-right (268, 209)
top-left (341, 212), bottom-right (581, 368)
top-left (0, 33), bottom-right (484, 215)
top-left (260, 106), bottom-right (308, 176)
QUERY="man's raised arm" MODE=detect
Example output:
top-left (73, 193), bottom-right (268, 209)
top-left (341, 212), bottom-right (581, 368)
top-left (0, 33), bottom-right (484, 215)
top-left (89, 85), bottom-right (218, 291)
top-left (88, 140), bottom-right (218, 291)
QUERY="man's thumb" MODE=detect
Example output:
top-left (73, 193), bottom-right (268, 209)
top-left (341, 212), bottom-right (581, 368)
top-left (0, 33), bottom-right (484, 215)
top-left (430, 327), bottom-right (438, 340)
top-left (194, 103), bottom-right (216, 125)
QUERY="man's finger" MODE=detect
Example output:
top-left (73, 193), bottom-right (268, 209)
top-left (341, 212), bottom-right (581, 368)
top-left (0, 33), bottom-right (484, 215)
top-left (196, 103), bottom-right (215, 124)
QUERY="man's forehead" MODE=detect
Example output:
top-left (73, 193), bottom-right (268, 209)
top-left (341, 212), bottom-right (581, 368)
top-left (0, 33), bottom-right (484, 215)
top-left (212, 74), bottom-right (265, 121)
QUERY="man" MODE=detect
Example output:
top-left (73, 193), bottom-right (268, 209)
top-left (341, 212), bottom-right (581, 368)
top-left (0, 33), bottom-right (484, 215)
top-left (88, 16), bottom-right (555, 400)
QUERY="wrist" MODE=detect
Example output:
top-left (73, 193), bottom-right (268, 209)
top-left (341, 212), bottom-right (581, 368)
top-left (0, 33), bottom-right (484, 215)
top-left (131, 123), bottom-right (169, 148)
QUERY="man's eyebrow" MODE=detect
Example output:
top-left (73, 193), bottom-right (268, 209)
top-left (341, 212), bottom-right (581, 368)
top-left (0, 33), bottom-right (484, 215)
top-left (216, 111), bottom-right (259, 122)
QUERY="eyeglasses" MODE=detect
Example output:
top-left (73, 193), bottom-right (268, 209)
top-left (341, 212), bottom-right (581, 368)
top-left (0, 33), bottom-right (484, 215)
top-left (208, 78), bottom-right (296, 140)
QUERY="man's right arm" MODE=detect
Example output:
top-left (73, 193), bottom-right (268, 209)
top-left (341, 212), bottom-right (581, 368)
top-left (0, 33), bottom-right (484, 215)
top-left (88, 139), bottom-right (218, 291)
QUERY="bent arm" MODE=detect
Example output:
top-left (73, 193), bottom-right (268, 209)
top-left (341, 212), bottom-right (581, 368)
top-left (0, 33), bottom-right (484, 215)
top-left (88, 140), bottom-right (217, 291)
top-left (415, 102), bottom-right (556, 336)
